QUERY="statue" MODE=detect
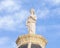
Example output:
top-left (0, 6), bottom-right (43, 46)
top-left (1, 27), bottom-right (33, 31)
top-left (26, 8), bottom-right (37, 34)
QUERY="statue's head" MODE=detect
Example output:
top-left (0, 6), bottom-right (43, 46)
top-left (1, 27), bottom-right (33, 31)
top-left (30, 8), bottom-right (35, 15)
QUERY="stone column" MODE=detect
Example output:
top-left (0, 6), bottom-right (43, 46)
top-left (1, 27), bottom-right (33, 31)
top-left (28, 42), bottom-right (31, 48)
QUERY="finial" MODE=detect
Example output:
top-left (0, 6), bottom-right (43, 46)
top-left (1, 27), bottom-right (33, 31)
top-left (30, 8), bottom-right (35, 15)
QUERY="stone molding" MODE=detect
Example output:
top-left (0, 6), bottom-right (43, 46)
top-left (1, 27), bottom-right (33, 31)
top-left (16, 34), bottom-right (47, 48)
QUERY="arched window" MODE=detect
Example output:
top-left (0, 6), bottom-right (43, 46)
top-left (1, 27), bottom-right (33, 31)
top-left (18, 44), bottom-right (42, 48)
top-left (19, 44), bottom-right (28, 48)
top-left (31, 44), bottom-right (42, 48)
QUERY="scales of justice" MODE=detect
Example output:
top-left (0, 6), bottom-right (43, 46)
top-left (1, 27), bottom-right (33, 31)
top-left (16, 9), bottom-right (47, 48)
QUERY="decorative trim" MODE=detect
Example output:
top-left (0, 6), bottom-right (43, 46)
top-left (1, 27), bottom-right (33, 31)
top-left (16, 34), bottom-right (47, 48)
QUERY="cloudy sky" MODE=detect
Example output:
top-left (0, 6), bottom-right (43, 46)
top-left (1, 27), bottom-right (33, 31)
top-left (0, 0), bottom-right (60, 48)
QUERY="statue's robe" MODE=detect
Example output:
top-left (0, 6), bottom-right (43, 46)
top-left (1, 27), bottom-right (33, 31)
top-left (26, 15), bottom-right (37, 34)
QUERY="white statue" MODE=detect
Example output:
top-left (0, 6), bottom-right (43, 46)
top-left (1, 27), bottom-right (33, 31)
top-left (26, 8), bottom-right (37, 34)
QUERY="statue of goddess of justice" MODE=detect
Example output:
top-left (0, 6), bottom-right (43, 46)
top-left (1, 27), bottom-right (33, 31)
top-left (26, 9), bottom-right (37, 34)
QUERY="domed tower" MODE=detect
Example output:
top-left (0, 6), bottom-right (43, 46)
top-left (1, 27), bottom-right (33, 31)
top-left (16, 9), bottom-right (47, 48)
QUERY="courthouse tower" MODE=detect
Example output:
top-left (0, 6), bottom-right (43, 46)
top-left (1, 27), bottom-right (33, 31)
top-left (16, 9), bottom-right (47, 48)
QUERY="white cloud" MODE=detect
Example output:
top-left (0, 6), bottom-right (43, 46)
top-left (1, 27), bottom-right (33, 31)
top-left (10, 42), bottom-right (17, 48)
top-left (0, 37), bottom-right (17, 48)
top-left (0, 37), bottom-right (9, 45)
top-left (36, 25), bottom-right (60, 35)
top-left (52, 8), bottom-right (60, 15)
top-left (45, 0), bottom-right (60, 5)
top-left (0, 16), bottom-right (15, 31)
top-left (36, 7), bottom-right (60, 19)
top-left (14, 10), bottom-right (29, 23)
top-left (37, 8), bottom-right (50, 19)
top-left (0, 10), bottom-right (29, 31)
top-left (46, 25), bottom-right (60, 42)
top-left (36, 25), bottom-right (60, 43)
top-left (0, 0), bottom-right (21, 12)
top-left (0, 0), bottom-right (29, 31)
top-left (51, 0), bottom-right (60, 4)
top-left (36, 25), bottom-right (46, 33)
top-left (46, 25), bottom-right (60, 38)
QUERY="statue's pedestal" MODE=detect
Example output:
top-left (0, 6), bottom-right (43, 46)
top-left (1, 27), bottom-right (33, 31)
top-left (16, 34), bottom-right (47, 48)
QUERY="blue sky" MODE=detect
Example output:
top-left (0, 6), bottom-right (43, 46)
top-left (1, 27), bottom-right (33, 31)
top-left (0, 0), bottom-right (60, 48)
